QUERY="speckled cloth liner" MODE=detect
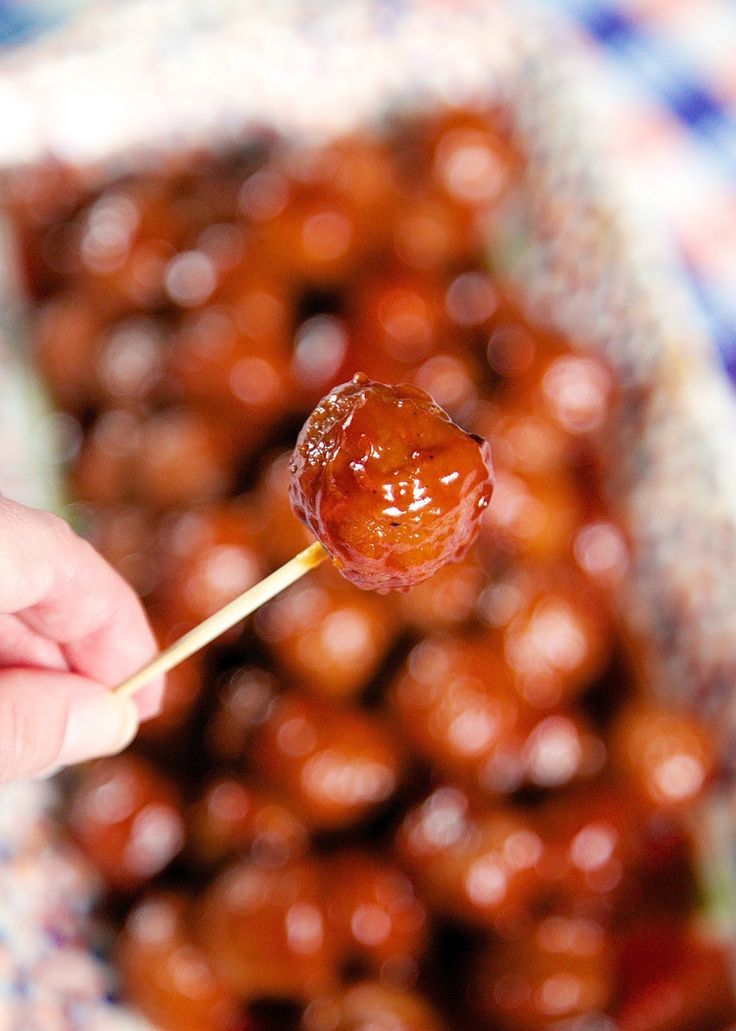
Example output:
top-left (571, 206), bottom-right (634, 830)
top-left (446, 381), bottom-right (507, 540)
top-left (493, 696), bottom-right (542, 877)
top-left (2, 1), bottom-right (736, 1025)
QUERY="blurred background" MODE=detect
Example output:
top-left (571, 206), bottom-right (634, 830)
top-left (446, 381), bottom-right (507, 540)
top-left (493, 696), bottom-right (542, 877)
top-left (2, 3), bottom-right (736, 1031)
top-left (1, 0), bottom-right (735, 376)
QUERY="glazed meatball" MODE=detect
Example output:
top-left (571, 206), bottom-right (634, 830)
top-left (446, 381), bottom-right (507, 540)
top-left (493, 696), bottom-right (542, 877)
top-left (290, 374), bottom-right (494, 591)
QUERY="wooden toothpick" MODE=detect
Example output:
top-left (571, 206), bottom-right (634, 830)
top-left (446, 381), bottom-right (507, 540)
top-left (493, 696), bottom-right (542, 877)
top-left (115, 540), bottom-right (328, 699)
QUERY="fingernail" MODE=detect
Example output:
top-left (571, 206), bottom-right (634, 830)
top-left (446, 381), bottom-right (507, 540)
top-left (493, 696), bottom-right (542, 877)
top-left (59, 693), bottom-right (139, 767)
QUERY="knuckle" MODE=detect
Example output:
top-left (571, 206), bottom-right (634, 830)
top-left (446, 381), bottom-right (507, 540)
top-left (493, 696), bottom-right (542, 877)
top-left (31, 510), bottom-right (78, 587)
top-left (37, 508), bottom-right (73, 545)
top-left (42, 512), bottom-right (76, 568)
top-left (0, 695), bottom-right (35, 781)
top-left (0, 687), bottom-right (59, 782)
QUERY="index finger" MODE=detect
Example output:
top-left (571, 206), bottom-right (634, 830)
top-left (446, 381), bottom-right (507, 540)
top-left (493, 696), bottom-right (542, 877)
top-left (0, 499), bottom-right (163, 719)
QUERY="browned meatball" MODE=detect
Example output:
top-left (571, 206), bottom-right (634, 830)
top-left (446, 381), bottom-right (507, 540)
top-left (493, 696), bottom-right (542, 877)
top-left (118, 891), bottom-right (238, 1031)
top-left (197, 859), bottom-right (336, 1001)
top-left (69, 755), bottom-right (185, 893)
top-left (250, 691), bottom-right (401, 832)
top-left (290, 374), bottom-right (494, 591)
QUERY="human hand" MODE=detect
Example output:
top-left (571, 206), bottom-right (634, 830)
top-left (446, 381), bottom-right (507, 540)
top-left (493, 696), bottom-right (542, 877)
top-left (0, 497), bottom-right (163, 782)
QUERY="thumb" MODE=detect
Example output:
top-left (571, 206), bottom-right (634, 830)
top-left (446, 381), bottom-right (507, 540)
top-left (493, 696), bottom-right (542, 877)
top-left (0, 668), bottom-right (139, 783)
